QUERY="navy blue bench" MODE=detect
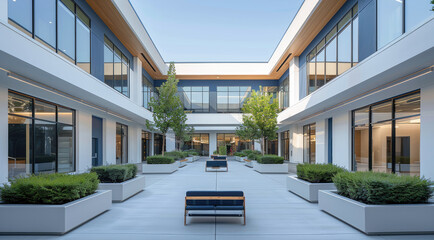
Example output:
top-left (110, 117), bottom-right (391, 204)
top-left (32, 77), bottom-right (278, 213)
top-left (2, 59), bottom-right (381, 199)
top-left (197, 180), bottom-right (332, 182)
top-left (184, 191), bottom-right (245, 225)
top-left (213, 156), bottom-right (227, 160)
top-left (205, 160), bottom-right (228, 172)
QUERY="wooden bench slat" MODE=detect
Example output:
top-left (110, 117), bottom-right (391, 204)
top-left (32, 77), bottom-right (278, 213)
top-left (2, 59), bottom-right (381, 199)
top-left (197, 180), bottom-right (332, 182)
top-left (186, 196), bottom-right (245, 200)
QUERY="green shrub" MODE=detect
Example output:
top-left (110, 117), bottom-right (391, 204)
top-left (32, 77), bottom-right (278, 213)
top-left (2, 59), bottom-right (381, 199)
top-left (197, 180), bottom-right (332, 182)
top-left (218, 145), bottom-right (227, 155)
top-left (0, 173), bottom-right (99, 204)
top-left (165, 151), bottom-right (181, 160)
top-left (333, 171), bottom-right (434, 204)
top-left (242, 149), bottom-right (261, 156)
top-left (233, 152), bottom-right (246, 157)
top-left (213, 150), bottom-right (218, 155)
top-left (247, 153), bottom-right (258, 160)
top-left (257, 155), bottom-right (284, 164)
top-left (147, 155), bottom-right (175, 164)
top-left (183, 150), bottom-right (199, 156)
top-left (297, 163), bottom-right (346, 183)
top-left (91, 164), bottom-right (137, 183)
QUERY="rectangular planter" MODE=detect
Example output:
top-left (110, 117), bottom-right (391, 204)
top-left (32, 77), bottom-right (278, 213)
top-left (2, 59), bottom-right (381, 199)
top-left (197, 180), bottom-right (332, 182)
top-left (245, 160), bottom-right (254, 168)
top-left (287, 176), bottom-right (336, 203)
top-left (253, 162), bottom-right (288, 173)
top-left (142, 162), bottom-right (178, 174)
top-left (186, 157), bottom-right (194, 163)
top-left (0, 190), bottom-right (112, 235)
top-left (98, 175), bottom-right (145, 202)
top-left (319, 190), bottom-right (434, 235)
top-left (179, 160), bottom-right (187, 168)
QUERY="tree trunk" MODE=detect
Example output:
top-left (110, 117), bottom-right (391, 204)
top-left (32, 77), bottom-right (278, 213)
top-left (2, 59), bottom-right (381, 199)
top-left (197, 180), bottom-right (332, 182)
top-left (251, 140), bottom-right (254, 150)
top-left (162, 134), bottom-right (166, 156)
top-left (261, 137), bottom-right (265, 156)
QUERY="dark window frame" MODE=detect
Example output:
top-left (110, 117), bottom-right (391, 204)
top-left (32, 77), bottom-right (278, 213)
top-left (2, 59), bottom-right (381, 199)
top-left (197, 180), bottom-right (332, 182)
top-left (104, 36), bottom-right (130, 97)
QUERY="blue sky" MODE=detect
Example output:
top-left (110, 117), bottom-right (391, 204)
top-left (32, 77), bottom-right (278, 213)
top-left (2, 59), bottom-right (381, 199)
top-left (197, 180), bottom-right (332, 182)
top-left (129, 0), bottom-right (304, 63)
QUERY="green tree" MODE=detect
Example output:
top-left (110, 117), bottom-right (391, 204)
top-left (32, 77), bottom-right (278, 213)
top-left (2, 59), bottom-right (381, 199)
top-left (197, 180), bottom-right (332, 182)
top-left (235, 116), bottom-right (260, 150)
top-left (239, 87), bottom-right (279, 155)
top-left (146, 62), bottom-right (185, 156)
top-left (174, 120), bottom-right (194, 151)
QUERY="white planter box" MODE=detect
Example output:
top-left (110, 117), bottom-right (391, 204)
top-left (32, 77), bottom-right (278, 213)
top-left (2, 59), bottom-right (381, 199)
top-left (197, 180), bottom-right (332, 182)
top-left (98, 175), bottom-right (145, 202)
top-left (142, 162), bottom-right (178, 174)
top-left (179, 160), bottom-right (187, 168)
top-left (319, 190), bottom-right (434, 235)
top-left (245, 160), bottom-right (254, 168)
top-left (186, 157), bottom-right (194, 163)
top-left (193, 156), bottom-right (200, 161)
top-left (253, 162), bottom-right (288, 173)
top-left (0, 190), bottom-right (111, 235)
top-left (287, 176), bottom-right (336, 203)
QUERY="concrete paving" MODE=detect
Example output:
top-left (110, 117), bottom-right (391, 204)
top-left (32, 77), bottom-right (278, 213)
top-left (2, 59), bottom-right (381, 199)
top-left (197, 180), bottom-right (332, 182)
top-left (1, 158), bottom-right (433, 240)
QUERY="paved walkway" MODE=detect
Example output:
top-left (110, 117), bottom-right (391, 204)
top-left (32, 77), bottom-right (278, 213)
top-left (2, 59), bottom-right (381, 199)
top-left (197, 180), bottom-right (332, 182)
top-left (1, 158), bottom-right (433, 240)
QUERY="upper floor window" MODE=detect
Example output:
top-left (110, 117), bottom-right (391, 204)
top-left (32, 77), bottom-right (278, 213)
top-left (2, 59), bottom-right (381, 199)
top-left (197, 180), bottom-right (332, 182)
top-left (143, 75), bottom-right (156, 110)
top-left (278, 77), bottom-right (289, 109)
top-left (178, 86), bottom-right (210, 113)
top-left (104, 36), bottom-right (130, 97)
top-left (307, 3), bottom-right (358, 95)
top-left (217, 86), bottom-right (251, 113)
top-left (8, 0), bottom-right (91, 73)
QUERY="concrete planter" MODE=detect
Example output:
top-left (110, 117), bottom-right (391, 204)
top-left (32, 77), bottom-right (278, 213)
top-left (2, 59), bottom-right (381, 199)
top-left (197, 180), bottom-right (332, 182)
top-left (186, 157), bottom-right (194, 163)
top-left (245, 160), bottom-right (254, 168)
top-left (142, 162), bottom-right (178, 174)
top-left (98, 175), bottom-right (145, 202)
top-left (287, 176), bottom-right (336, 203)
top-left (253, 162), bottom-right (288, 173)
top-left (0, 190), bottom-right (111, 235)
top-left (179, 160), bottom-right (187, 168)
top-left (318, 190), bottom-right (434, 235)
top-left (193, 156), bottom-right (200, 161)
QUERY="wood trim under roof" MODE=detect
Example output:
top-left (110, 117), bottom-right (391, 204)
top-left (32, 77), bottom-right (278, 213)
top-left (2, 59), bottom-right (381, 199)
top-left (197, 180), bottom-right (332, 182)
top-left (87, 0), bottom-right (346, 81)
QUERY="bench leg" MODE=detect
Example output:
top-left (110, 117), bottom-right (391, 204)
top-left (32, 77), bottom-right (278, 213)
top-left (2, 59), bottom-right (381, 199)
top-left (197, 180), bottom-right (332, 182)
top-left (184, 210), bottom-right (187, 225)
top-left (243, 210), bottom-right (246, 225)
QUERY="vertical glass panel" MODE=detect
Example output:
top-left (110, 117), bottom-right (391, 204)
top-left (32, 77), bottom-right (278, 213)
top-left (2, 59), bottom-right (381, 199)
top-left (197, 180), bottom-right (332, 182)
top-left (316, 48), bottom-right (325, 88)
top-left (338, 11), bottom-right (352, 30)
top-left (183, 90), bottom-right (192, 110)
top-left (228, 91), bottom-right (239, 112)
top-left (229, 86), bottom-right (239, 92)
top-left (309, 124), bottom-right (316, 164)
top-left (76, 18), bottom-right (91, 73)
top-left (8, 93), bottom-right (33, 118)
top-left (57, 124), bottom-right (74, 173)
top-left (121, 125), bottom-right (128, 164)
top-left (371, 101), bottom-right (392, 123)
top-left (192, 91), bottom-right (202, 110)
top-left (326, 27), bottom-right (337, 42)
top-left (8, 115), bottom-right (32, 179)
top-left (116, 123), bottom-right (122, 164)
top-left (58, 107), bottom-right (74, 125)
top-left (58, 0), bottom-right (76, 60)
top-left (8, 0), bottom-right (33, 34)
top-left (352, 16), bottom-right (359, 66)
top-left (325, 37), bottom-right (337, 82)
top-left (354, 124), bottom-right (369, 172)
top-left (121, 61), bottom-right (129, 96)
top-left (405, 0), bottom-right (433, 32)
top-left (354, 107), bottom-right (369, 126)
top-left (371, 121), bottom-right (392, 173)
top-left (217, 86), bottom-right (228, 91)
top-left (395, 93), bottom-right (420, 118)
top-left (217, 91), bottom-right (227, 112)
top-left (34, 100), bottom-right (56, 122)
top-left (395, 116), bottom-right (420, 176)
top-left (337, 23), bottom-right (352, 75)
top-left (303, 125), bottom-right (310, 163)
top-left (113, 49), bottom-right (122, 93)
top-left (35, 0), bottom-right (56, 48)
top-left (104, 42), bottom-right (114, 87)
top-left (307, 57), bottom-right (316, 94)
top-left (203, 91), bottom-right (209, 111)
top-left (34, 120), bottom-right (56, 174)
top-left (377, 0), bottom-right (403, 49)
top-left (76, 7), bottom-right (90, 27)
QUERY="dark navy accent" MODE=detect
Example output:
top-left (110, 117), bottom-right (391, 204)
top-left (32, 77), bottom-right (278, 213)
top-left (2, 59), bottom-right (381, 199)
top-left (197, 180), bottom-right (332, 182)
top-left (92, 116), bottom-right (103, 166)
top-left (206, 160), bottom-right (228, 168)
top-left (328, 117), bottom-right (333, 164)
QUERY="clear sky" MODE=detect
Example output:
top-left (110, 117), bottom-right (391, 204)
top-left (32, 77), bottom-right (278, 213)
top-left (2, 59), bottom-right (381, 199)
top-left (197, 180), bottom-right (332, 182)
top-left (129, 0), bottom-right (304, 63)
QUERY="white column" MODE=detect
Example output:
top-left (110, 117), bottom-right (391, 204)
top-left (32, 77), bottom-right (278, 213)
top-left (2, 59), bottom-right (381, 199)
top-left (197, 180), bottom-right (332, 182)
top-left (290, 124), bottom-right (304, 163)
top-left (277, 132), bottom-right (282, 156)
top-left (0, 0), bottom-right (7, 23)
top-left (150, 132), bottom-right (154, 156)
top-left (332, 111), bottom-right (352, 170)
top-left (315, 119), bottom-right (327, 164)
top-left (254, 141), bottom-right (261, 152)
top-left (165, 130), bottom-right (176, 152)
top-left (289, 57), bottom-right (300, 107)
top-left (209, 132), bottom-right (217, 156)
top-left (104, 119), bottom-right (117, 165)
top-left (420, 84), bottom-right (434, 180)
top-left (0, 85), bottom-right (8, 183)
top-left (130, 57), bottom-right (143, 106)
top-left (128, 125), bottom-right (141, 164)
top-left (76, 110), bottom-right (92, 173)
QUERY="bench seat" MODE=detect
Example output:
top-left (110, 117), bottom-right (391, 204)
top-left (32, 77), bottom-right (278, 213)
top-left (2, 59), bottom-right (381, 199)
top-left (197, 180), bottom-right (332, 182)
top-left (186, 205), bottom-right (245, 211)
top-left (205, 160), bottom-right (228, 172)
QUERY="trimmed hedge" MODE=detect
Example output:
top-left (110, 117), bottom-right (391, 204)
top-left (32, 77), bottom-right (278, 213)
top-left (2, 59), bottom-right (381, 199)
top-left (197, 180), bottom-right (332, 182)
top-left (165, 151), bottom-right (185, 160)
top-left (297, 163), bottom-right (346, 183)
top-left (0, 173), bottom-right (99, 204)
top-left (257, 155), bottom-right (284, 164)
top-left (183, 150), bottom-right (199, 156)
top-left (147, 155), bottom-right (175, 164)
top-left (333, 171), bottom-right (434, 204)
top-left (91, 164), bottom-right (137, 183)
top-left (242, 149), bottom-right (261, 156)
top-left (233, 152), bottom-right (247, 157)
top-left (247, 153), bottom-right (258, 160)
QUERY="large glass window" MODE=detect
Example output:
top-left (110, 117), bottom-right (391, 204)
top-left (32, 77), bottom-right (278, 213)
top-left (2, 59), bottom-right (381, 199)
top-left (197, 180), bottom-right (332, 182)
top-left (141, 131), bottom-right (151, 162)
top-left (217, 133), bottom-right (252, 156)
top-left (352, 91), bottom-right (420, 176)
top-left (306, 4), bottom-right (358, 95)
top-left (8, 0), bottom-right (33, 35)
top-left (116, 123), bottom-right (128, 164)
top-left (154, 133), bottom-right (164, 155)
top-left (57, 0), bottom-right (75, 61)
top-left (8, 91), bottom-right (75, 179)
top-left (182, 133), bottom-right (210, 156)
top-left (76, 8), bottom-right (91, 73)
top-left (104, 36), bottom-right (130, 97)
top-left (177, 86), bottom-right (210, 112)
top-left (143, 75), bottom-right (156, 110)
top-left (281, 131), bottom-right (290, 161)
top-left (303, 123), bottom-right (316, 163)
top-left (34, 0), bottom-right (56, 48)
top-left (279, 77), bottom-right (289, 109)
top-left (217, 86), bottom-right (251, 113)
top-left (405, 0), bottom-right (434, 32)
top-left (266, 135), bottom-right (278, 155)
top-left (377, 0), bottom-right (403, 49)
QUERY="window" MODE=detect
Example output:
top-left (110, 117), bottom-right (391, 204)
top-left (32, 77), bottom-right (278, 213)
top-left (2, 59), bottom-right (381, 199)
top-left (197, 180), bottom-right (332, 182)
top-left (303, 123), bottom-right (316, 163)
top-left (141, 131), bottom-right (151, 162)
top-left (104, 36), bottom-right (130, 96)
top-left (279, 77), bottom-right (289, 109)
top-left (281, 131), bottom-right (290, 161)
top-left (8, 0), bottom-right (91, 72)
top-left (405, 0), bottom-right (433, 32)
top-left (142, 75), bottom-right (156, 110)
top-left (178, 86), bottom-right (210, 113)
top-left (377, 0), bottom-right (403, 49)
top-left (8, 91), bottom-right (75, 179)
top-left (217, 86), bottom-right (251, 113)
top-left (217, 133), bottom-right (252, 156)
top-left (154, 133), bottom-right (164, 155)
top-left (266, 135), bottom-right (278, 155)
top-left (116, 123), bottom-right (128, 164)
top-left (306, 4), bottom-right (358, 95)
top-left (352, 91), bottom-right (420, 176)
top-left (182, 133), bottom-right (210, 156)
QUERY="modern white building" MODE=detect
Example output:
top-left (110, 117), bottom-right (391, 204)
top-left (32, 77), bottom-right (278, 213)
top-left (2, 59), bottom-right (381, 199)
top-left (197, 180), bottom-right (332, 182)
top-left (0, 0), bottom-right (433, 184)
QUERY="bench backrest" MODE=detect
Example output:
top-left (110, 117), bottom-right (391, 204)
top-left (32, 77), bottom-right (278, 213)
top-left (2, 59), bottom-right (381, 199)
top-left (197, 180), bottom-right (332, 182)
top-left (186, 191), bottom-right (244, 206)
top-left (206, 160), bottom-right (227, 168)
top-left (213, 156), bottom-right (227, 160)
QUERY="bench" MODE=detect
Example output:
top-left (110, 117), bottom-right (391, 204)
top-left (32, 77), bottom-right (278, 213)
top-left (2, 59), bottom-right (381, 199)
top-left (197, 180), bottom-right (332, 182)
top-left (213, 156), bottom-right (227, 160)
top-left (184, 191), bottom-right (245, 225)
top-left (205, 160), bottom-right (228, 172)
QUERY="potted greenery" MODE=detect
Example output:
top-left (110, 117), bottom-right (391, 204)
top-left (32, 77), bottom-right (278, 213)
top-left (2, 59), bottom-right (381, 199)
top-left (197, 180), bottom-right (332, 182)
top-left (319, 171), bottom-right (434, 234)
top-left (244, 150), bottom-right (260, 168)
top-left (287, 164), bottom-right (345, 202)
top-left (0, 173), bottom-right (111, 234)
top-left (253, 155), bottom-right (287, 173)
top-left (91, 164), bottom-right (144, 202)
top-left (142, 155), bottom-right (177, 173)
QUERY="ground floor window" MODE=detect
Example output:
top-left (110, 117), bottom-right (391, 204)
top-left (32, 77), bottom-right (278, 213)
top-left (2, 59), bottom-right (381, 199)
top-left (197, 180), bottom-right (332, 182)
top-left (142, 130), bottom-right (151, 162)
top-left (281, 131), bottom-right (290, 161)
top-left (303, 123), bottom-right (316, 163)
top-left (183, 133), bottom-right (209, 156)
top-left (116, 123), bottom-right (128, 164)
top-left (266, 136), bottom-right (278, 155)
top-left (154, 133), bottom-right (164, 155)
top-left (352, 91), bottom-right (420, 176)
top-left (8, 91), bottom-right (75, 179)
top-left (217, 133), bottom-right (252, 155)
